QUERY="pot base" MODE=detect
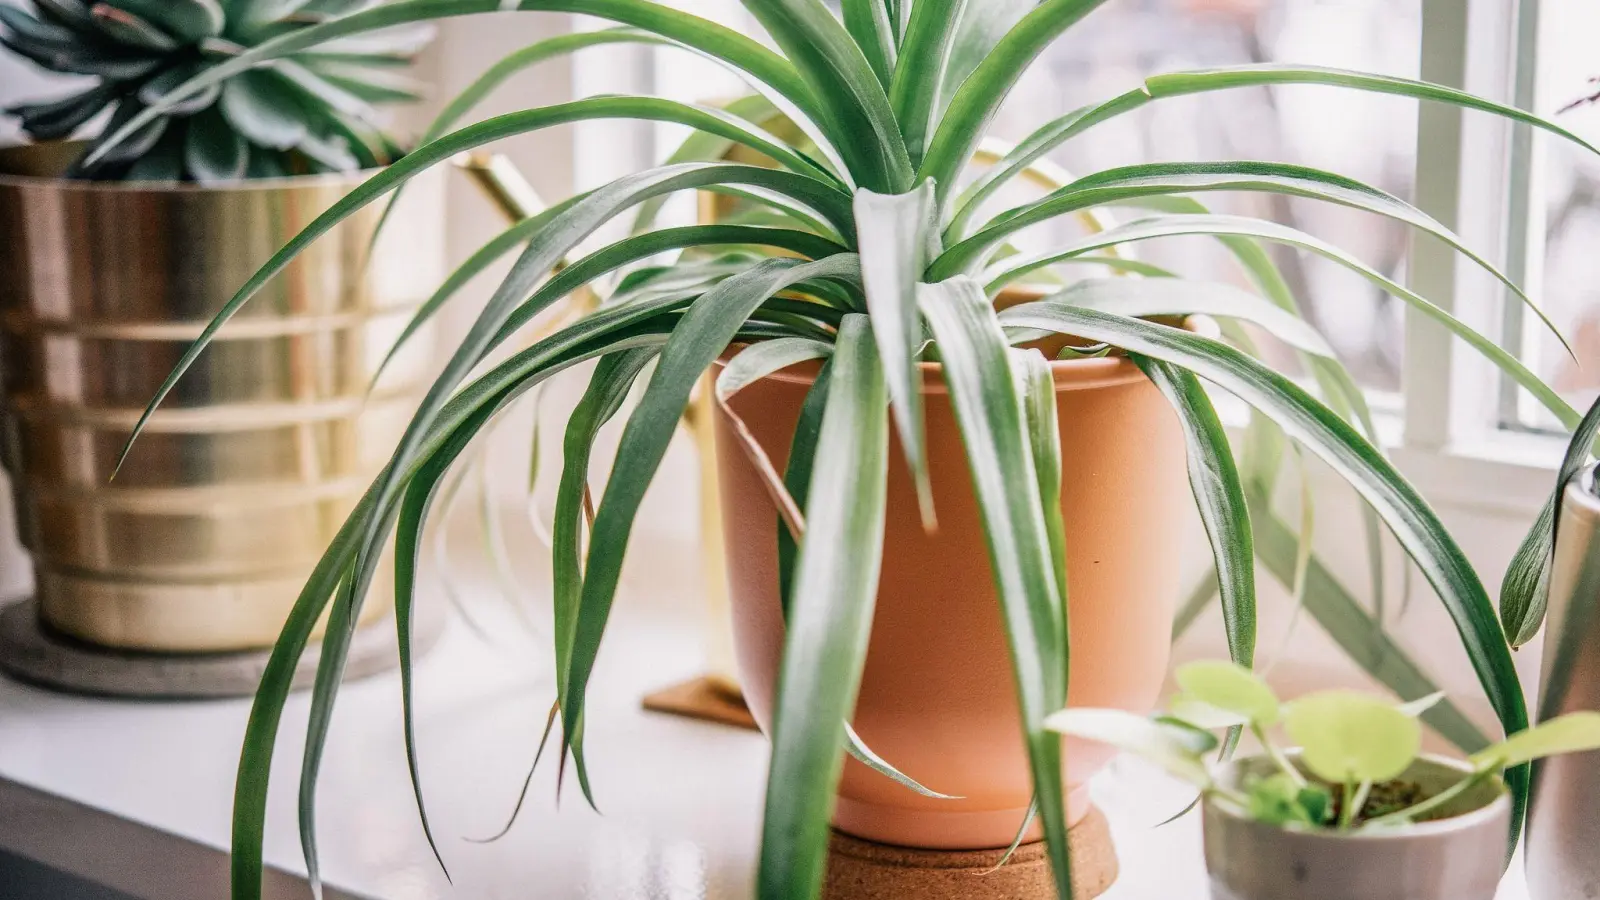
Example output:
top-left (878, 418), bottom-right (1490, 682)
top-left (0, 596), bottom-right (445, 699)
top-left (824, 805), bottom-right (1116, 900)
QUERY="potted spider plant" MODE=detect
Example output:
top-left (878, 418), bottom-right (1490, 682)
top-left (1050, 661), bottom-right (1600, 900)
top-left (84, 1), bottom-right (1600, 898)
top-left (0, 0), bottom-right (432, 662)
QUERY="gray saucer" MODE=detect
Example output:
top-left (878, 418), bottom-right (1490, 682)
top-left (0, 596), bottom-right (445, 700)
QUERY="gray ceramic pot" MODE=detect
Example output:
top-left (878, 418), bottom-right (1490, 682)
top-left (1203, 755), bottom-right (1509, 900)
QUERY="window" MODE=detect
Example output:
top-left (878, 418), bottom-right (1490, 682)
top-left (1500, 0), bottom-right (1600, 434)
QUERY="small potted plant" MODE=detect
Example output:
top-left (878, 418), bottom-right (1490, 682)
top-left (1050, 660), bottom-right (1600, 900)
top-left (0, 0), bottom-right (434, 669)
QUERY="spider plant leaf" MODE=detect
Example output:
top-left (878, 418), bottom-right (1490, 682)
top-left (946, 92), bottom-right (1148, 240)
top-left (920, 277), bottom-right (1072, 900)
top-left (957, 63), bottom-right (1600, 232)
top-left (1013, 278), bottom-right (1334, 359)
top-left (563, 256), bottom-right (861, 771)
top-left (988, 213), bottom-right (1580, 432)
top-left (551, 349), bottom-right (660, 796)
top-left (117, 152), bottom-right (851, 473)
top-left (758, 313), bottom-right (889, 900)
top-left (1245, 489), bottom-right (1489, 754)
top-left (742, 0), bottom-right (911, 192)
top-left (1044, 708), bottom-right (1212, 790)
top-left (83, 0), bottom-right (830, 170)
top-left (1000, 303), bottom-right (1529, 833)
top-left (1013, 348), bottom-right (1067, 615)
top-left (937, 0), bottom-right (1033, 117)
top-left (716, 338), bottom-right (835, 536)
top-left (918, 0), bottom-right (1114, 203)
top-left (855, 181), bottom-right (939, 525)
top-left (944, 163), bottom-right (1563, 353)
top-left (1136, 357), bottom-right (1257, 671)
top-left (889, 0), bottom-right (968, 165)
top-left (780, 360), bottom-right (834, 618)
top-left (1501, 394), bottom-right (1600, 647)
top-left (841, 0), bottom-right (896, 87)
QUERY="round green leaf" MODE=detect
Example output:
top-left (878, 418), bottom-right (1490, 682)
top-left (1285, 690), bottom-right (1420, 784)
top-left (1170, 694), bottom-right (1251, 730)
top-left (1472, 712), bottom-right (1600, 770)
top-left (1175, 660), bottom-right (1280, 725)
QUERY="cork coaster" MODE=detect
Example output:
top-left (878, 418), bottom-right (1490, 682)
top-left (641, 673), bottom-right (759, 730)
top-left (824, 806), bottom-right (1117, 900)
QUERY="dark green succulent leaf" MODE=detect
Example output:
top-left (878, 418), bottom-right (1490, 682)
top-left (138, 63), bottom-right (221, 116)
top-left (123, 120), bottom-right (185, 180)
top-left (244, 146), bottom-right (290, 177)
top-left (302, 60), bottom-right (426, 103)
top-left (33, 0), bottom-right (95, 29)
top-left (219, 68), bottom-right (309, 149)
top-left (106, 0), bottom-right (224, 42)
top-left (184, 104), bottom-right (248, 182)
top-left (80, 98), bottom-right (168, 166)
top-left (90, 3), bottom-right (180, 52)
top-left (293, 126), bottom-right (359, 170)
top-left (9, 83), bottom-right (115, 140)
top-left (83, 0), bottom-right (829, 174)
top-left (274, 58), bottom-right (377, 121)
top-left (1501, 395), bottom-right (1600, 647)
top-left (1, 5), bottom-right (160, 78)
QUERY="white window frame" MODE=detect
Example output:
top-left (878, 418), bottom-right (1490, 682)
top-left (1394, 0), bottom-right (1566, 521)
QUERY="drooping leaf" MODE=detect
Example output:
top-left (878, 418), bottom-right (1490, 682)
top-left (920, 276), bottom-right (1072, 900)
top-left (1500, 394), bottom-right (1600, 647)
top-left (757, 314), bottom-right (889, 900)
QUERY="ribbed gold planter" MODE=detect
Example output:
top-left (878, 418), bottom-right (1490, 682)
top-left (0, 143), bottom-right (430, 653)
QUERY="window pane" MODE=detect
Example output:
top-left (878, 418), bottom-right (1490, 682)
top-left (1514, 0), bottom-right (1600, 429)
top-left (975, 0), bottom-right (1419, 392)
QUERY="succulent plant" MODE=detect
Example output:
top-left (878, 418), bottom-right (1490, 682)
top-left (0, 0), bottom-right (429, 182)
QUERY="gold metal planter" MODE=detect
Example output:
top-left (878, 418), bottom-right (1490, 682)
top-left (0, 143), bottom-right (430, 653)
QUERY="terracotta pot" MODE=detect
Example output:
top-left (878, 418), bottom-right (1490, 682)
top-left (1203, 755), bottom-right (1510, 900)
top-left (714, 343), bottom-right (1188, 850)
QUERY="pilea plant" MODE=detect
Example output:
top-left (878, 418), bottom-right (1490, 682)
top-left (0, 0), bottom-right (428, 180)
top-left (1050, 660), bottom-right (1600, 831)
top-left (77, 2), bottom-right (1600, 899)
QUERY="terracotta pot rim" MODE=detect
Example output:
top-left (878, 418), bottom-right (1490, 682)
top-left (1204, 752), bottom-right (1510, 841)
top-left (723, 315), bottom-right (1211, 395)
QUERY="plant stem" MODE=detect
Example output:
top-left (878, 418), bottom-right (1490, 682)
top-left (1253, 723), bottom-right (1306, 787)
top-left (1341, 779), bottom-right (1371, 830)
top-left (1366, 768), bottom-right (1492, 828)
